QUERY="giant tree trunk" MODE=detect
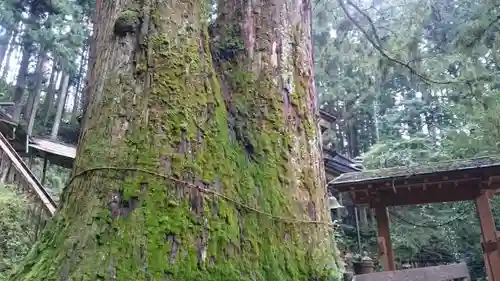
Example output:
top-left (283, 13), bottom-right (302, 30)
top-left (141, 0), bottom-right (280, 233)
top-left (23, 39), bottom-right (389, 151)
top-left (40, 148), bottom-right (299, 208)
top-left (8, 0), bottom-right (336, 279)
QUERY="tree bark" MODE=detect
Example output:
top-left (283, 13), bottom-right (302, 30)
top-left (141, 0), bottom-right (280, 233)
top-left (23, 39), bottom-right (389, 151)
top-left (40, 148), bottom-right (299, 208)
top-left (11, 35), bottom-right (34, 123)
top-left (50, 73), bottom-right (70, 140)
top-left (24, 49), bottom-right (48, 123)
top-left (8, 0), bottom-right (336, 279)
top-left (27, 50), bottom-right (49, 136)
top-left (42, 67), bottom-right (60, 127)
top-left (0, 25), bottom-right (19, 80)
top-left (80, 33), bottom-right (97, 128)
top-left (71, 47), bottom-right (88, 124)
top-left (0, 30), bottom-right (13, 68)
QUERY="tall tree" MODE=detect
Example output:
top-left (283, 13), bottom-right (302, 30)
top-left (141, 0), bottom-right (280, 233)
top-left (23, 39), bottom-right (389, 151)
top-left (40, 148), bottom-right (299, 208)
top-left (26, 49), bottom-right (48, 136)
top-left (50, 72), bottom-right (69, 139)
top-left (7, 0), bottom-right (337, 279)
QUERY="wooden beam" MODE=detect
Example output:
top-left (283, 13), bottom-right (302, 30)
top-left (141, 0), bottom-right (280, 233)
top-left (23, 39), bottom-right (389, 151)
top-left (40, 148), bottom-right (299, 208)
top-left (375, 206), bottom-right (395, 271)
top-left (353, 183), bottom-right (481, 206)
top-left (0, 133), bottom-right (56, 215)
top-left (475, 190), bottom-right (500, 281)
top-left (488, 176), bottom-right (500, 187)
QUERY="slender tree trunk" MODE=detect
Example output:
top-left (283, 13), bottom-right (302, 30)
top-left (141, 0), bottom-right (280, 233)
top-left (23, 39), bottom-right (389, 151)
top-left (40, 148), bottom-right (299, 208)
top-left (80, 33), bottom-right (97, 127)
top-left (50, 73), bottom-right (70, 140)
top-left (43, 69), bottom-right (62, 127)
top-left (24, 49), bottom-right (47, 122)
top-left (8, 0), bottom-right (335, 279)
top-left (0, 30), bottom-right (13, 67)
top-left (27, 50), bottom-right (48, 135)
top-left (36, 63), bottom-right (57, 133)
top-left (70, 87), bottom-right (80, 124)
top-left (0, 26), bottom-right (19, 79)
top-left (71, 47), bottom-right (88, 124)
top-left (62, 79), bottom-right (72, 119)
top-left (11, 35), bottom-right (34, 122)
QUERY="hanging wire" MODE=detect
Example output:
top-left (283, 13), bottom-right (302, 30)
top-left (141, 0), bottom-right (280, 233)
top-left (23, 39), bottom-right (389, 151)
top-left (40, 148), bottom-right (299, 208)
top-left (62, 166), bottom-right (338, 227)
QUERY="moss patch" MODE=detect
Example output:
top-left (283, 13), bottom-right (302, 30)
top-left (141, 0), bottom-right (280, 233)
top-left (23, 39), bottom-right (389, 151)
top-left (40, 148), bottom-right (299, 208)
top-left (114, 8), bottom-right (141, 37)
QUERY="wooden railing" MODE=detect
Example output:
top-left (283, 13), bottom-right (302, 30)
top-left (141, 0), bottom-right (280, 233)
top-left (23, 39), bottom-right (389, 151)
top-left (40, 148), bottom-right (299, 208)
top-left (354, 263), bottom-right (470, 281)
top-left (0, 132), bottom-right (56, 238)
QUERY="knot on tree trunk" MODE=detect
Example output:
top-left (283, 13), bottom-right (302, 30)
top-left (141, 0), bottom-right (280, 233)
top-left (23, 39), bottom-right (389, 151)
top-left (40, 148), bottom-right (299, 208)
top-left (107, 189), bottom-right (139, 217)
top-left (114, 9), bottom-right (141, 37)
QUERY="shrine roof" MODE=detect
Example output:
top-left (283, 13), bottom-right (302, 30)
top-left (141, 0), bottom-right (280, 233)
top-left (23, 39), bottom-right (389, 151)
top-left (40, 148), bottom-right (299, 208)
top-left (328, 156), bottom-right (500, 206)
top-left (331, 155), bottom-right (500, 187)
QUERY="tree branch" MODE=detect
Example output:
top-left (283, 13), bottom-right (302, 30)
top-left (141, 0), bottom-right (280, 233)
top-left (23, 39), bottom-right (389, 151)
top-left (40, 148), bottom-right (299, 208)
top-left (464, 14), bottom-right (500, 48)
top-left (337, 0), bottom-right (493, 86)
top-left (346, 0), bottom-right (383, 46)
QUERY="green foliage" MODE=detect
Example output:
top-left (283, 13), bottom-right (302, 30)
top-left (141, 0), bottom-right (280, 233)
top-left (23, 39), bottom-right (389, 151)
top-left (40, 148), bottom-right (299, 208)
top-left (0, 185), bottom-right (33, 280)
top-left (27, 157), bottom-right (70, 200)
top-left (312, 0), bottom-right (500, 279)
top-left (0, 80), bottom-right (12, 100)
top-left (363, 136), bottom-right (450, 169)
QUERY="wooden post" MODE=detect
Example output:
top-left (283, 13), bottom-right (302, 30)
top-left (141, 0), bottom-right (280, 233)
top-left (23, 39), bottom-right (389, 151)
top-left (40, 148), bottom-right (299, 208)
top-left (41, 153), bottom-right (48, 185)
top-left (475, 190), bottom-right (500, 281)
top-left (375, 205), bottom-right (395, 271)
top-left (0, 151), bottom-right (8, 183)
top-left (359, 207), bottom-right (368, 228)
top-left (482, 237), bottom-right (494, 281)
top-left (28, 153), bottom-right (34, 169)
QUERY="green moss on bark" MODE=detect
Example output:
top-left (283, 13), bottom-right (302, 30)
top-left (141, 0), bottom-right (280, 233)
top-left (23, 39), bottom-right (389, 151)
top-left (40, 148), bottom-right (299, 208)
top-left (114, 8), bottom-right (141, 36)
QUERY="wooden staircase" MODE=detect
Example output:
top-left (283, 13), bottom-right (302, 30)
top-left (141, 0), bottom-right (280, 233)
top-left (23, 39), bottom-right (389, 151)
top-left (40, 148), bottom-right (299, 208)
top-left (0, 132), bottom-right (56, 238)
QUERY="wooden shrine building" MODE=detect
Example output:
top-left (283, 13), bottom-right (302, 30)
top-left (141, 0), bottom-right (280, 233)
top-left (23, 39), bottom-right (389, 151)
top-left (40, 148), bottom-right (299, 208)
top-left (318, 110), bottom-right (361, 179)
top-left (330, 156), bottom-right (500, 281)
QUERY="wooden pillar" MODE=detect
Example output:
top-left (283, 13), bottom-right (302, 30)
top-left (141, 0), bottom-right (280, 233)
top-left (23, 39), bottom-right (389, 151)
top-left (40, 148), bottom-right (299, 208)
top-left (482, 237), bottom-right (494, 281)
top-left (28, 153), bottom-right (34, 169)
top-left (0, 152), bottom-right (8, 183)
top-left (359, 207), bottom-right (368, 228)
top-left (41, 153), bottom-right (48, 185)
top-left (375, 205), bottom-right (396, 271)
top-left (475, 191), bottom-right (500, 281)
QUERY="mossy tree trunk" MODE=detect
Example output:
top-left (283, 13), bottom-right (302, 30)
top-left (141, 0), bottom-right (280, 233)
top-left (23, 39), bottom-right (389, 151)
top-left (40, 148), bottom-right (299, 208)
top-left (7, 0), bottom-right (338, 279)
